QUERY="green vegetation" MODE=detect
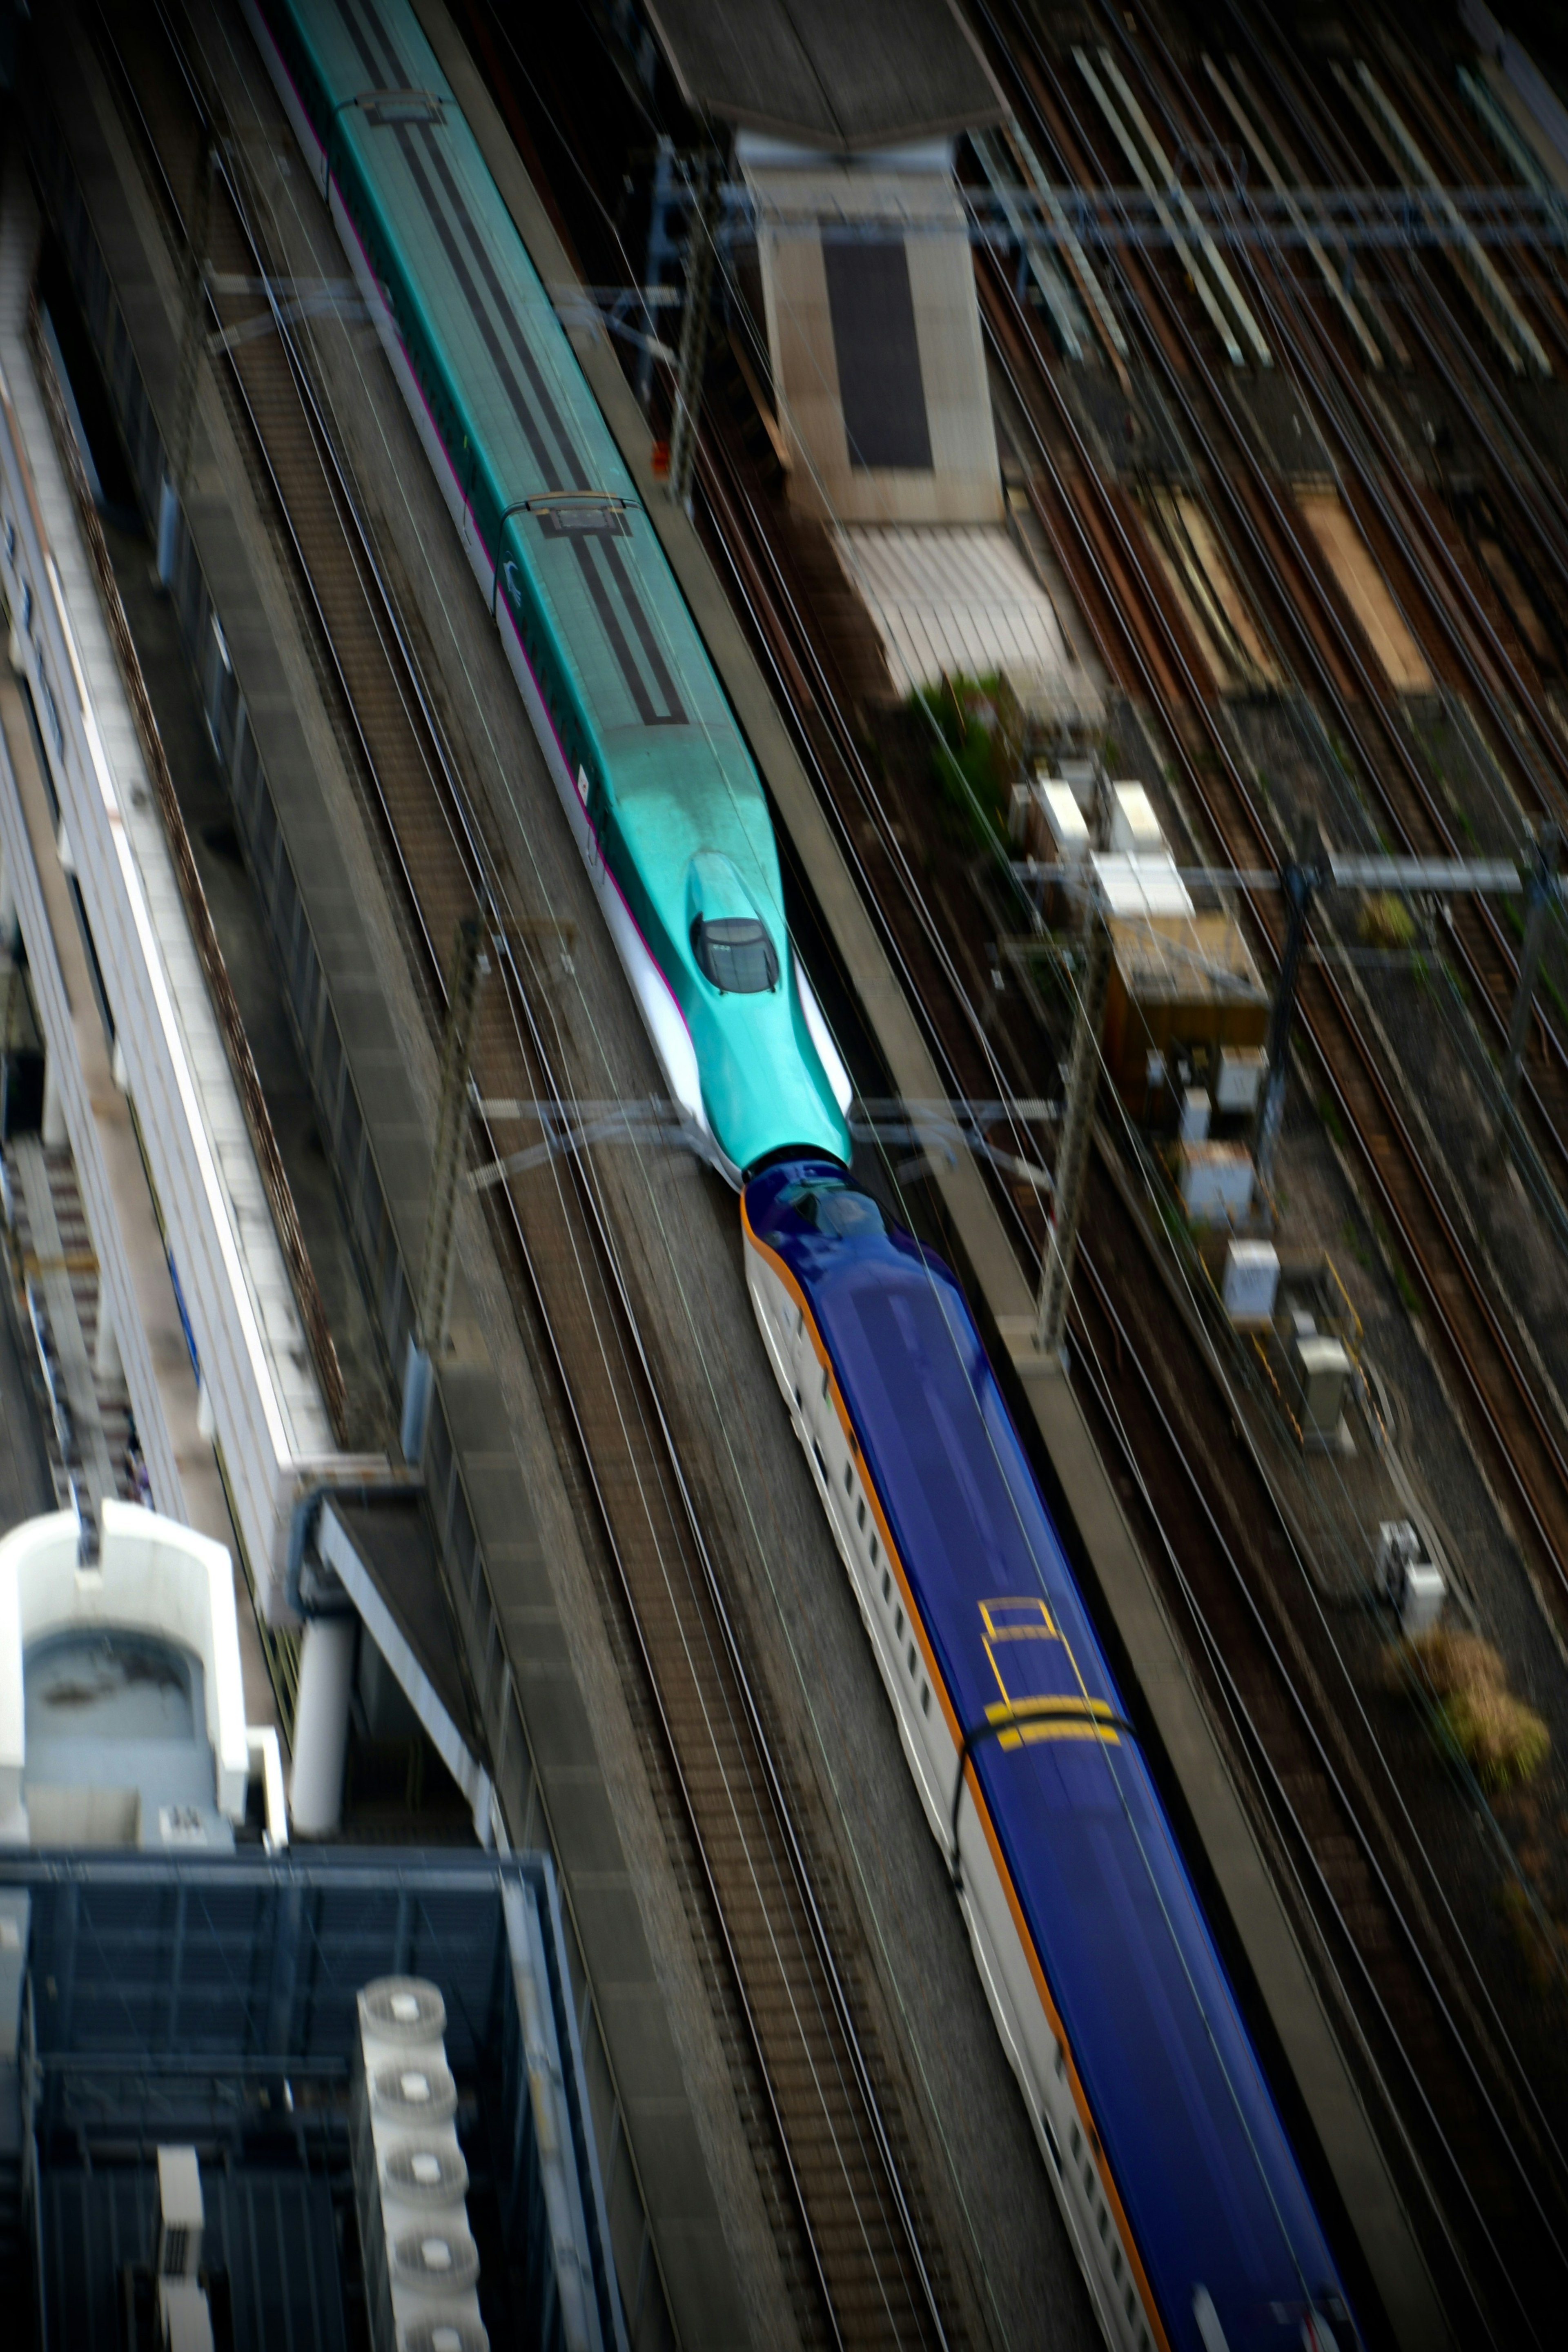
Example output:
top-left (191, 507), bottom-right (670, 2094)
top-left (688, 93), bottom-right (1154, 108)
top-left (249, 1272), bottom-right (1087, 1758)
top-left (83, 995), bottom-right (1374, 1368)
top-left (1390, 1628), bottom-right (1551, 1794)
top-left (1358, 892), bottom-right (1417, 951)
top-left (1365, 1213), bottom-right (1422, 1313)
top-left (1317, 1091), bottom-right (1346, 1147)
top-left (1497, 1880), bottom-right (1568, 1994)
top-left (911, 671), bottom-right (1023, 848)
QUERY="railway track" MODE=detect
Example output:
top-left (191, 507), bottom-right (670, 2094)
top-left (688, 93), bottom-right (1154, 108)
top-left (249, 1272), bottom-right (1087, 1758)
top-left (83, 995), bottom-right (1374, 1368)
top-left (971, 9), bottom-right (1568, 1668)
top-left (89, 4), bottom-right (951, 2340)
top-left (982, 10), bottom-right (1568, 1209)
top-left (675, 192), bottom-right (1568, 2345)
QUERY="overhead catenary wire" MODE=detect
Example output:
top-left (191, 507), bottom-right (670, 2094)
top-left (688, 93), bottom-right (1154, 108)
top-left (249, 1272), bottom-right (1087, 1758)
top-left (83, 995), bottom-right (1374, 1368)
top-left (140, 2), bottom-right (949, 2336)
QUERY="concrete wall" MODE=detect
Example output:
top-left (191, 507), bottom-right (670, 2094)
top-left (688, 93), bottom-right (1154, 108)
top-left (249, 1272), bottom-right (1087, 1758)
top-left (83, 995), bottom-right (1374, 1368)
top-left (748, 156), bottom-right (1003, 525)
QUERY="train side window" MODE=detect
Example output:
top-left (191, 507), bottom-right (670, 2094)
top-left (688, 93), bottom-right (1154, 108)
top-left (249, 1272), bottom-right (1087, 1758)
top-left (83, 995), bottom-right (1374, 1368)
top-left (1125, 2288), bottom-right (1136, 2324)
top-left (1083, 2162), bottom-right (1094, 2199)
top-left (881, 1570), bottom-right (890, 1604)
top-left (856, 1500), bottom-right (866, 1532)
top-left (920, 1683), bottom-right (929, 1715)
top-left (906, 1643), bottom-right (915, 1677)
top-left (812, 1440), bottom-right (827, 1484)
top-left (1055, 2045), bottom-right (1066, 2080)
top-left (1070, 2123), bottom-right (1080, 2160)
top-left (821, 1367), bottom-right (830, 1403)
top-left (1041, 2114), bottom-right (1062, 2173)
top-left (1098, 2205), bottom-right (1108, 2243)
top-left (796, 1307), bottom-right (804, 1337)
top-left (869, 1535), bottom-right (878, 1566)
top-left (844, 1463), bottom-right (852, 1496)
top-left (1139, 2328), bottom-right (1149, 2350)
top-left (895, 1606), bottom-right (903, 1639)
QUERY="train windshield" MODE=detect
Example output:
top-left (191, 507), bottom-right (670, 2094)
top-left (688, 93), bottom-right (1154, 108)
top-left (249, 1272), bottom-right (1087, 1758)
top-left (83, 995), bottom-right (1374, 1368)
top-left (782, 1184), bottom-right (884, 1238)
top-left (690, 915), bottom-right (779, 993)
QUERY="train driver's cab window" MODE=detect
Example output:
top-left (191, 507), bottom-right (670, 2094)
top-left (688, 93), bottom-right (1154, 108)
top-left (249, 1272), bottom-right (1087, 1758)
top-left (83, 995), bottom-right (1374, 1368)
top-left (690, 915), bottom-right (778, 993)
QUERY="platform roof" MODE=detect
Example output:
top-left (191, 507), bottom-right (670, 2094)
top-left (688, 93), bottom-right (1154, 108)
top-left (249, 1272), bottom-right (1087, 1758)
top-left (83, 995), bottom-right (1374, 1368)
top-left (643, 0), bottom-right (1004, 151)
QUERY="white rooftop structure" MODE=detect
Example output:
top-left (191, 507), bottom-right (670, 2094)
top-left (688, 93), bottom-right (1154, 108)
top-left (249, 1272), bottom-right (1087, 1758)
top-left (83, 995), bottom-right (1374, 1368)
top-left (0, 177), bottom-right (356, 1616)
top-left (1091, 848), bottom-right (1196, 922)
top-left (0, 1502), bottom-right (283, 1849)
top-left (832, 523), bottom-right (1083, 699)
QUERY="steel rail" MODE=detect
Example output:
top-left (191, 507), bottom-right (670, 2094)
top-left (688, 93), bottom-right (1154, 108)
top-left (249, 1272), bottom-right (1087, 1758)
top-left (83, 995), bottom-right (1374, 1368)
top-left (976, 182), bottom-right (1568, 1612)
top-left (980, 20), bottom-right (1568, 1595)
top-left (977, 260), bottom-right (1568, 2285)
top-left (688, 231), bottom-right (1568, 2336)
top-left (1067, 1221), bottom-right (1527, 2341)
top-left (97, 4), bottom-right (949, 2337)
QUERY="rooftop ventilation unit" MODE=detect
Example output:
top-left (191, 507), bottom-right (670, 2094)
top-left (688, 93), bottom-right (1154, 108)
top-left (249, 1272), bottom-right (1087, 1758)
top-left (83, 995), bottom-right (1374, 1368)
top-left (156, 2145), bottom-right (204, 2280)
top-left (153, 2149), bottom-right (214, 2352)
top-left (351, 1978), bottom-right (489, 2352)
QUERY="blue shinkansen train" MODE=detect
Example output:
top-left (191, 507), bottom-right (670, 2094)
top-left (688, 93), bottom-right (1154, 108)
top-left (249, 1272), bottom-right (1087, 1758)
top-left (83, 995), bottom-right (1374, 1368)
top-left (242, 0), bottom-right (851, 1181)
top-left (249, 3), bottom-right (1357, 2345)
top-left (743, 1165), bottom-right (1355, 2352)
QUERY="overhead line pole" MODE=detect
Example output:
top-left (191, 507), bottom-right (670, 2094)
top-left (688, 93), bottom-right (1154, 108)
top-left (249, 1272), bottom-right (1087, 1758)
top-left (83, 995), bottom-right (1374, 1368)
top-left (402, 915), bottom-right (486, 1461)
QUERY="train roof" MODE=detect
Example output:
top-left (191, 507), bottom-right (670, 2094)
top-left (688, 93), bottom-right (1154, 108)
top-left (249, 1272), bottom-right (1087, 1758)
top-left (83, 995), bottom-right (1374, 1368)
top-left (745, 1164), bottom-right (1351, 2346)
top-left (268, 0), bottom-right (849, 1171)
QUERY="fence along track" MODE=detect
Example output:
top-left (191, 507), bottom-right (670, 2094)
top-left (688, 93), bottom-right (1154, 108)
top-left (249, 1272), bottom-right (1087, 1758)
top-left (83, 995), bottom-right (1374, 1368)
top-left (95, 4), bottom-right (949, 2340)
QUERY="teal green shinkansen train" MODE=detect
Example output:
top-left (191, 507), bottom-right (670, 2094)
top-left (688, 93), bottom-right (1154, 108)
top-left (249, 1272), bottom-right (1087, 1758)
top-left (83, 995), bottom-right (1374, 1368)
top-left (242, 0), bottom-right (852, 1180)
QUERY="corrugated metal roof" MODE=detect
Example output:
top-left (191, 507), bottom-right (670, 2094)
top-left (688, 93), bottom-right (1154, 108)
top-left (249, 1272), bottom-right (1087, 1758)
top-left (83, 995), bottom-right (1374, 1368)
top-left (643, 0), bottom-right (1003, 149)
top-left (832, 524), bottom-right (1083, 699)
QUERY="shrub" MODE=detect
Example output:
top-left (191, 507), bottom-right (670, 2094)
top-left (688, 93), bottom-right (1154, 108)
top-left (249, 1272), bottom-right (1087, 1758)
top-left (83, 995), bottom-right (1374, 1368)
top-left (912, 671), bottom-right (1024, 847)
top-left (1437, 1689), bottom-right (1551, 1791)
top-left (1390, 1628), bottom-right (1550, 1792)
top-left (1359, 892), bottom-right (1417, 951)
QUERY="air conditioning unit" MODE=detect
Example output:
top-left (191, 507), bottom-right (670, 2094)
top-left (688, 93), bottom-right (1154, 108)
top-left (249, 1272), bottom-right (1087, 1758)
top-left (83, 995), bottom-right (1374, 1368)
top-left (156, 2145), bottom-right (204, 2281)
top-left (1222, 1240), bottom-right (1279, 1326)
top-left (1377, 1521), bottom-right (1445, 1635)
top-left (1292, 1333), bottom-right (1350, 1444)
top-left (1214, 1045), bottom-right (1267, 1116)
top-left (158, 2276), bottom-right (215, 2352)
top-left (1177, 1141), bottom-right (1253, 1226)
top-left (1179, 1087), bottom-right (1211, 1144)
top-left (1110, 782), bottom-right (1164, 855)
top-left (351, 1979), bottom-right (489, 2352)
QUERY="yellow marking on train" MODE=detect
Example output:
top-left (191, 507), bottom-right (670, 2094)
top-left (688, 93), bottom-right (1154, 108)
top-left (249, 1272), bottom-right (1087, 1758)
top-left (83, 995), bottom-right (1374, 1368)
top-left (986, 1694), bottom-right (1121, 1748)
top-left (980, 1595), bottom-right (1058, 1641)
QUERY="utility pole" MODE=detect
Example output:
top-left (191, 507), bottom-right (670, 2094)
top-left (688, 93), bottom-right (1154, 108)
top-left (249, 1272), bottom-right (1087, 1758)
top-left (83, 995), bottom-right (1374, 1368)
top-left (160, 124), bottom-right (214, 584)
top-left (1035, 776), bottom-right (1113, 1363)
top-left (1253, 858), bottom-right (1321, 1196)
top-left (1494, 820), bottom-right (1561, 1163)
top-left (638, 136), bottom-right (678, 415)
top-left (667, 150), bottom-right (720, 511)
top-left (401, 916), bottom-right (486, 1461)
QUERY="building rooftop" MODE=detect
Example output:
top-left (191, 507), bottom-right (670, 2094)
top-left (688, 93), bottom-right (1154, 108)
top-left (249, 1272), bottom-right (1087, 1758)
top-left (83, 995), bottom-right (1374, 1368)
top-left (0, 1847), bottom-right (622, 2352)
top-left (643, 0), bottom-right (1003, 151)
